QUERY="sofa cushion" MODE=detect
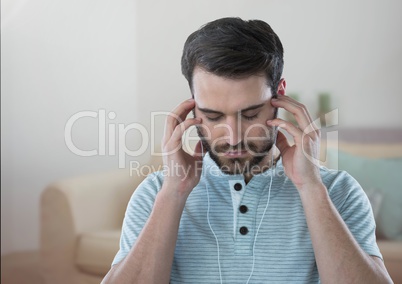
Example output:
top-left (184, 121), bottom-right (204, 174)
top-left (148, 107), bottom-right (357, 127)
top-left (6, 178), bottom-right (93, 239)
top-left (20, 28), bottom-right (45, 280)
top-left (75, 230), bottom-right (121, 276)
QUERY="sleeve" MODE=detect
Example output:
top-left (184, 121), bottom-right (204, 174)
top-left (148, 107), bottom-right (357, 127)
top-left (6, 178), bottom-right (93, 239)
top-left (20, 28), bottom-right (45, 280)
top-left (326, 170), bottom-right (383, 260)
top-left (111, 171), bottom-right (164, 266)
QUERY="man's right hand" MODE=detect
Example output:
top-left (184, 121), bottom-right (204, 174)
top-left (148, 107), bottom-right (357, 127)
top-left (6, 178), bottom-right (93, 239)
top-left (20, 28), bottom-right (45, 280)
top-left (161, 98), bottom-right (204, 197)
top-left (102, 99), bottom-right (205, 284)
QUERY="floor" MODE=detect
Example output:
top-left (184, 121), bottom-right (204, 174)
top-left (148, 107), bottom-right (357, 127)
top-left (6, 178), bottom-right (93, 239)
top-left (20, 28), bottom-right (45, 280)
top-left (1, 251), bottom-right (45, 284)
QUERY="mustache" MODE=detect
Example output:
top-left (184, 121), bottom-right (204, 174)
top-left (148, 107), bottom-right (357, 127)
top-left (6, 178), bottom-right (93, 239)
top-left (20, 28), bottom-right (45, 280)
top-left (214, 142), bottom-right (258, 153)
top-left (196, 125), bottom-right (271, 155)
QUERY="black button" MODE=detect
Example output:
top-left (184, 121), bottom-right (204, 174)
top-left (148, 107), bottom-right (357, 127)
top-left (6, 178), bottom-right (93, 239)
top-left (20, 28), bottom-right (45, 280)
top-left (239, 226), bottom-right (249, 235)
top-left (234, 183), bottom-right (242, 191)
top-left (239, 205), bottom-right (248, 214)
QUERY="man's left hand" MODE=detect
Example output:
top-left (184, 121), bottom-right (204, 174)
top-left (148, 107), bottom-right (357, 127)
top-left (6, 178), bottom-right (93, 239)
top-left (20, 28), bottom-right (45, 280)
top-left (267, 95), bottom-right (323, 191)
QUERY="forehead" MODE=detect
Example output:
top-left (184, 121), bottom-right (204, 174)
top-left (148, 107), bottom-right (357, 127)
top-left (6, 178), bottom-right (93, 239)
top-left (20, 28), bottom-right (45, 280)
top-left (192, 67), bottom-right (272, 113)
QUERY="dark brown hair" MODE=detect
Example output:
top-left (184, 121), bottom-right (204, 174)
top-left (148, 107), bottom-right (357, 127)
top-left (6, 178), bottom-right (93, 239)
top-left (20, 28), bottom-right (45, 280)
top-left (181, 17), bottom-right (284, 97)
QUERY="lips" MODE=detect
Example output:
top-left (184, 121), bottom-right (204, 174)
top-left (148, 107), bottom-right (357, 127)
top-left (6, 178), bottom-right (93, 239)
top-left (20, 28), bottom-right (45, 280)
top-left (224, 150), bottom-right (248, 157)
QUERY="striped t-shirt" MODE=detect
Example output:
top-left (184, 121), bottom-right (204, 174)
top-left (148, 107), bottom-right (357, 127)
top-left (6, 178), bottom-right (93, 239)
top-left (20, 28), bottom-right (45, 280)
top-left (112, 153), bottom-right (381, 283)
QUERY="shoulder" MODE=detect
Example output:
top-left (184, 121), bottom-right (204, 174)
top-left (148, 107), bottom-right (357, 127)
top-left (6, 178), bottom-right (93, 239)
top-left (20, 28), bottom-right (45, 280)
top-left (319, 166), bottom-right (370, 213)
top-left (126, 171), bottom-right (165, 213)
top-left (319, 166), bottom-right (360, 191)
top-left (134, 171), bottom-right (164, 194)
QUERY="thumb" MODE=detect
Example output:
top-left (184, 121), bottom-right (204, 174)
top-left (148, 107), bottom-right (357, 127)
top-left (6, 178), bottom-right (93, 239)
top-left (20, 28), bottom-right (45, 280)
top-left (193, 140), bottom-right (204, 160)
top-left (276, 131), bottom-right (291, 156)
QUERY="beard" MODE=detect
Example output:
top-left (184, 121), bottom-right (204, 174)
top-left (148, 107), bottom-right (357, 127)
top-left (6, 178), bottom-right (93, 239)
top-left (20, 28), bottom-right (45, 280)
top-left (197, 125), bottom-right (275, 175)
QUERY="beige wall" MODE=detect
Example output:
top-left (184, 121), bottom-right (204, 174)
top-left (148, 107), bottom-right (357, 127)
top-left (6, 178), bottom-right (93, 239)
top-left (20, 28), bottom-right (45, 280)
top-left (2, 0), bottom-right (402, 254)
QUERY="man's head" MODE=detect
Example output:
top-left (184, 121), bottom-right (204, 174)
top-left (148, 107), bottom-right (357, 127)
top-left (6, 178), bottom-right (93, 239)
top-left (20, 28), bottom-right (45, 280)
top-left (181, 17), bottom-right (285, 176)
top-left (181, 17), bottom-right (284, 98)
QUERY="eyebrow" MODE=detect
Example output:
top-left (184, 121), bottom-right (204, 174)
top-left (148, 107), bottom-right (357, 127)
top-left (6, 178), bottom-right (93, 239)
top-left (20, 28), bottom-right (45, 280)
top-left (198, 103), bottom-right (265, 115)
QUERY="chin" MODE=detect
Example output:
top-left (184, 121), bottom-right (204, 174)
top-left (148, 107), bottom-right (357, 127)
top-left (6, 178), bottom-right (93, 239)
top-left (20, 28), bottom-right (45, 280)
top-left (211, 153), bottom-right (263, 175)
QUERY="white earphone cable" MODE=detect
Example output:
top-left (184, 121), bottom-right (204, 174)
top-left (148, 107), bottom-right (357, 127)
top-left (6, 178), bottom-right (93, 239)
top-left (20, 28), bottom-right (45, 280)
top-left (206, 181), bottom-right (223, 284)
top-left (246, 133), bottom-right (277, 283)
top-left (203, 127), bottom-right (278, 284)
top-left (203, 141), bottom-right (223, 284)
top-left (246, 128), bottom-right (278, 283)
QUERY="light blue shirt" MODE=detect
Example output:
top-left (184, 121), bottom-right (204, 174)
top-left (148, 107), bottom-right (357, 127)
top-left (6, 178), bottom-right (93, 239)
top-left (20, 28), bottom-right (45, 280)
top-left (112, 153), bottom-right (382, 283)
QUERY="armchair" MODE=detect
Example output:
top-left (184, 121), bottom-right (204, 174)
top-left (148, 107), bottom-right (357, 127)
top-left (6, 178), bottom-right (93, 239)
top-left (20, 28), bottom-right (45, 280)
top-left (40, 164), bottom-right (155, 284)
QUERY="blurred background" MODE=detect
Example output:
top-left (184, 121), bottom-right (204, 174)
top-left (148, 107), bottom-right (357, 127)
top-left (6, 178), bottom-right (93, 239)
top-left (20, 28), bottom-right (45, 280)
top-left (2, 0), bottom-right (402, 283)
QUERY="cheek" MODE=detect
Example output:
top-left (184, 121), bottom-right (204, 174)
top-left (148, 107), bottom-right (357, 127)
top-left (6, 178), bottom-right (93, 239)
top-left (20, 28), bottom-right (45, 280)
top-left (208, 124), bottom-right (226, 140)
top-left (198, 122), bottom-right (231, 145)
top-left (197, 122), bottom-right (218, 139)
top-left (243, 122), bottom-right (271, 140)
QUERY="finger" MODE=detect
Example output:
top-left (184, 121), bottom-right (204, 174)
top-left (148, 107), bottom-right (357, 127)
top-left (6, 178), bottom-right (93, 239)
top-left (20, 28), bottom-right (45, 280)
top-left (272, 95), bottom-right (314, 124)
top-left (271, 96), bottom-right (319, 137)
top-left (163, 117), bottom-right (201, 156)
top-left (170, 117), bottom-right (202, 144)
top-left (267, 118), bottom-right (303, 144)
top-left (275, 131), bottom-right (291, 157)
top-left (163, 99), bottom-right (196, 142)
top-left (193, 140), bottom-right (203, 159)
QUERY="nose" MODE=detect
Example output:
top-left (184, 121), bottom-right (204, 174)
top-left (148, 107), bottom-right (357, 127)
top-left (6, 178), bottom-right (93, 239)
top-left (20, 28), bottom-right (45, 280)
top-left (225, 116), bottom-right (242, 146)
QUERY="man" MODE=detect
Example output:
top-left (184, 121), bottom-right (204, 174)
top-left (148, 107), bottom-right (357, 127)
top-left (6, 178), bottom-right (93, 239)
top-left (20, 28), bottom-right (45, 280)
top-left (102, 18), bottom-right (392, 283)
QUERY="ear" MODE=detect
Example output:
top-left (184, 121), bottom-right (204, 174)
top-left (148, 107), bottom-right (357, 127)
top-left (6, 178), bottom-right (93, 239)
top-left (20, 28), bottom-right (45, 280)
top-left (277, 78), bottom-right (286, 96)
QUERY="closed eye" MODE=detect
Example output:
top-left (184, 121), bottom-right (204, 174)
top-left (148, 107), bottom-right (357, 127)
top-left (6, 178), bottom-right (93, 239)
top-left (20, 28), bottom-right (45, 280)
top-left (242, 113), bottom-right (259, 120)
top-left (206, 115), bottom-right (223, 122)
top-left (241, 110), bottom-right (260, 121)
